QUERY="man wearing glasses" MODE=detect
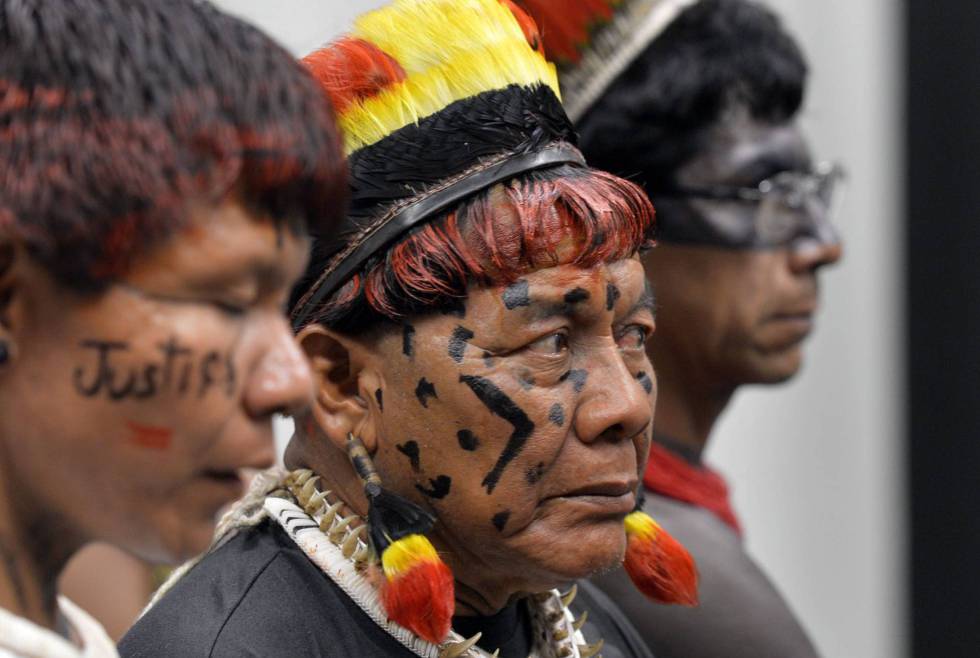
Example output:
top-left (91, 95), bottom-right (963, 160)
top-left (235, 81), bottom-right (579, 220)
top-left (564, 0), bottom-right (842, 656)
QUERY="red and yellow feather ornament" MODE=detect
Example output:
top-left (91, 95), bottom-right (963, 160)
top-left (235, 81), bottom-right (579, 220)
top-left (347, 434), bottom-right (455, 643)
top-left (623, 508), bottom-right (699, 606)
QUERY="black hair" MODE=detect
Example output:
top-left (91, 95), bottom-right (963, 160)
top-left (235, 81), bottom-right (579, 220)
top-left (0, 0), bottom-right (346, 290)
top-left (576, 0), bottom-right (808, 190)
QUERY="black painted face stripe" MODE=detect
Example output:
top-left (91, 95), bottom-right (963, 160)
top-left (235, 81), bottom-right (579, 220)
top-left (402, 324), bottom-right (415, 358)
top-left (636, 371), bottom-right (653, 395)
top-left (415, 377), bottom-right (438, 407)
top-left (563, 287), bottom-right (590, 305)
top-left (459, 374), bottom-right (535, 494)
top-left (605, 283), bottom-right (622, 311)
top-left (396, 440), bottom-right (421, 471)
top-left (502, 279), bottom-right (531, 310)
top-left (448, 326), bottom-right (475, 363)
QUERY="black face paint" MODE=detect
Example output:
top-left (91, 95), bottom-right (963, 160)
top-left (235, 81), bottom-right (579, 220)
top-left (548, 403), bottom-right (565, 427)
top-left (402, 323), bottom-right (415, 358)
top-left (636, 371), bottom-right (653, 395)
top-left (457, 429), bottom-right (480, 451)
top-left (502, 279), bottom-right (531, 310)
top-left (491, 510), bottom-right (511, 532)
top-left (559, 368), bottom-right (588, 393)
top-left (415, 377), bottom-right (438, 408)
top-left (563, 287), bottom-right (590, 305)
top-left (415, 475), bottom-right (452, 499)
top-left (448, 326), bottom-right (475, 363)
top-left (482, 351), bottom-right (495, 368)
top-left (396, 440), bottom-right (421, 471)
top-left (375, 388), bottom-right (384, 411)
top-left (605, 283), bottom-right (621, 311)
top-left (525, 461), bottom-right (545, 485)
top-left (441, 296), bottom-right (467, 318)
top-left (459, 374), bottom-right (535, 494)
top-left (518, 371), bottom-right (536, 390)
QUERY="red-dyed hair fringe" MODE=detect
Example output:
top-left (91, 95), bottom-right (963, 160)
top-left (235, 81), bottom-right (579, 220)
top-left (0, 81), bottom-right (345, 288)
top-left (348, 166), bottom-right (655, 320)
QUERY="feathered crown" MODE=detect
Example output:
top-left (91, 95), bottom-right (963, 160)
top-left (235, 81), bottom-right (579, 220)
top-left (516, 0), bottom-right (697, 121)
top-left (292, 0), bottom-right (586, 327)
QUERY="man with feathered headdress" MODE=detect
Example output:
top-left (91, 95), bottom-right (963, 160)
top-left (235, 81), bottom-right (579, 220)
top-left (120, 1), bottom-right (707, 657)
top-left (516, 1), bottom-right (842, 656)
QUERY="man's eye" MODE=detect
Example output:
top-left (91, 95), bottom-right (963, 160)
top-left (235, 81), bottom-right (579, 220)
top-left (617, 325), bottom-right (649, 350)
top-left (212, 300), bottom-right (247, 317)
top-left (527, 331), bottom-right (569, 356)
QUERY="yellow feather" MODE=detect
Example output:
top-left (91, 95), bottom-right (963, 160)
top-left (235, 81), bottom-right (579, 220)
top-left (336, 0), bottom-right (559, 154)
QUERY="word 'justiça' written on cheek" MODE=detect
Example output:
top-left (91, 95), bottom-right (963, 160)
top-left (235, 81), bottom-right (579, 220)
top-left (73, 337), bottom-right (235, 401)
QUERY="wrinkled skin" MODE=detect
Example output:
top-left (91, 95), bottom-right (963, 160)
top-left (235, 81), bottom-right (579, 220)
top-left (298, 256), bottom-right (656, 614)
top-left (0, 197), bottom-right (314, 604)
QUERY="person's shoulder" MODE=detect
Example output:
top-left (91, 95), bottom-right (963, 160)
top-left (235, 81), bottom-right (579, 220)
top-left (118, 520), bottom-right (307, 657)
top-left (590, 494), bottom-right (820, 658)
top-left (120, 519), bottom-right (419, 658)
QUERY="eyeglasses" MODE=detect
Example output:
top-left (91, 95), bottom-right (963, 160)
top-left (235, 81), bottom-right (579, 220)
top-left (654, 161), bottom-right (846, 249)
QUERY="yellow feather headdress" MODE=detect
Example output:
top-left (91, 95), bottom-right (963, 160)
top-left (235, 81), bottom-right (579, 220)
top-left (330, 0), bottom-right (560, 154)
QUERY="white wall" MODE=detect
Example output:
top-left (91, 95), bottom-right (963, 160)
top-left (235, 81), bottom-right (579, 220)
top-left (707, 2), bottom-right (906, 657)
top-left (213, 2), bottom-right (906, 656)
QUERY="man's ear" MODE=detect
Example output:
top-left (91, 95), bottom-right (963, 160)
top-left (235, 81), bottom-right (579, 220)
top-left (296, 323), bottom-right (383, 453)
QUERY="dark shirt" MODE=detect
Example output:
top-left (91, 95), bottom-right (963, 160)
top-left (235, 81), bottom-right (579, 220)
top-left (592, 493), bottom-right (820, 658)
top-left (121, 519), bottom-right (654, 658)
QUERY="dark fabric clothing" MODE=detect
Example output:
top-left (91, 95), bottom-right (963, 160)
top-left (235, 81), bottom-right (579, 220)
top-left (452, 602), bottom-right (532, 657)
top-left (120, 520), bottom-right (654, 658)
top-left (592, 493), bottom-right (820, 658)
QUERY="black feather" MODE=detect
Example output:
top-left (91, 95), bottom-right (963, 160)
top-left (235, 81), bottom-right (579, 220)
top-left (364, 482), bottom-right (437, 552)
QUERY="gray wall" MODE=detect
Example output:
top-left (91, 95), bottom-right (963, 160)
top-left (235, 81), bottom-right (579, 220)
top-left (217, 2), bottom-right (905, 656)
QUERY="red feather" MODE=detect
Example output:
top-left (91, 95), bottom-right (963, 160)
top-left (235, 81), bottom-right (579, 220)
top-left (623, 511), bottom-right (699, 606)
top-left (516, 0), bottom-right (621, 65)
top-left (303, 37), bottom-right (406, 116)
top-left (381, 554), bottom-right (455, 643)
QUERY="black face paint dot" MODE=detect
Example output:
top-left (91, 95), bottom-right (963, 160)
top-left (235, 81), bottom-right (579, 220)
top-left (568, 369), bottom-right (588, 392)
top-left (416, 475), bottom-right (452, 499)
top-left (518, 372), bottom-right (536, 390)
top-left (396, 440), bottom-right (420, 472)
top-left (549, 403), bottom-right (565, 427)
top-left (441, 296), bottom-right (467, 318)
top-left (525, 462), bottom-right (545, 485)
top-left (457, 429), bottom-right (480, 451)
top-left (502, 279), bottom-right (531, 310)
top-left (491, 510), bottom-right (511, 532)
top-left (482, 351), bottom-right (495, 368)
top-left (415, 378), bottom-right (437, 408)
top-left (402, 324), bottom-right (416, 358)
top-left (374, 388), bottom-right (383, 411)
top-left (448, 326), bottom-right (475, 363)
top-left (605, 283), bottom-right (622, 311)
top-left (636, 371), bottom-right (653, 395)
top-left (459, 374), bottom-right (535, 494)
top-left (563, 287), bottom-right (590, 305)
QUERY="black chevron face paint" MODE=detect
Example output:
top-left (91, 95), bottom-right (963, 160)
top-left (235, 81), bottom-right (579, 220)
top-left (459, 374), bottom-right (535, 494)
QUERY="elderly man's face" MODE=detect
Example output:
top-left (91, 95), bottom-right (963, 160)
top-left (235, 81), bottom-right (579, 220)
top-left (647, 110), bottom-right (842, 385)
top-left (367, 257), bottom-right (655, 592)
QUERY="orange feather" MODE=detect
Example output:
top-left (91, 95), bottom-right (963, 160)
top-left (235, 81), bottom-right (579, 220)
top-left (623, 510), bottom-right (699, 606)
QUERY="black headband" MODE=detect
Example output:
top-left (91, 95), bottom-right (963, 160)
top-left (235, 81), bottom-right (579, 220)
top-left (291, 142), bottom-right (586, 329)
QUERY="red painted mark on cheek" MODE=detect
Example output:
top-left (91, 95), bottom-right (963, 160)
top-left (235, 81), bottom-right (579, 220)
top-left (126, 421), bottom-right (173, 450)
